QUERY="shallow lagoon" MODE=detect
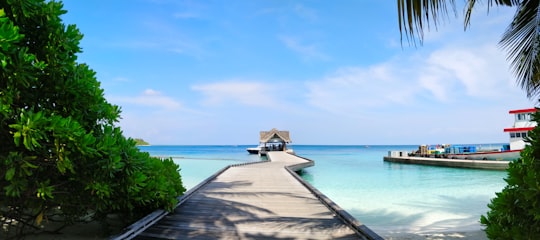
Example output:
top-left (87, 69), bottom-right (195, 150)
top-left (139, 145), bottom-right (507, 236)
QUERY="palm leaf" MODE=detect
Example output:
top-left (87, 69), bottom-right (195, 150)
top-left (465, 0), bottom-right (520, 27)
top-left (397, 0), bottom-right (457, 45)
top-left (500, 0), bottom-right (540, 98)
top-left (398, 0), bottom-right (540, 98)
top-left (397, 0), bottom-right (522, 44)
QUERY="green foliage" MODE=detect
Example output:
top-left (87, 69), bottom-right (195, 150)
top-left (0, 0), bottom-right (185, 237)
top-left (481, 109), bottom-right (540, 239)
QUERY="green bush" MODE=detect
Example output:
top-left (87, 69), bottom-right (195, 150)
top-left (481, 109), bottom-right (540, 239)
top-left (0, 0), bottom-right (185, 237)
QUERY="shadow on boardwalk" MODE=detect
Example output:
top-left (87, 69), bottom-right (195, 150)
top-left (136, 179), bottom-right (361, 239)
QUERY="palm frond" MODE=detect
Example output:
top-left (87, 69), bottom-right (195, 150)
top-left (499, 0), bottom-right (540, 98)
top-left (464, 0), bottom-right (478, 28)
top-left (465, 0), bottom-right (520, 28)
top-left (397, 0), bottom-right (457, 45)
top-left (397, 0), bottom-right (522, 44)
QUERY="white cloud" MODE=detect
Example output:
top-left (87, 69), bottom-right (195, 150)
top-left (192, 81), bottom-right (280, 107)
top-left (278, 35), bottom-right (328, 60)
top-left (110, 88), bottom-right (182, 110)
top-left (112, 77), bottom-right (130, 82)
top-left (306, 41), bottom-right (517, 115)
top-left (142, 89), bottom-right (160, 96)
top-left (118, 110), bottom-right (211, 144)
top-left (305, 63), bottom-right (418, 114)
top-left (418, 73), bottom-right (451, 101)
top-left (425, 44), bottom-right (512, 98)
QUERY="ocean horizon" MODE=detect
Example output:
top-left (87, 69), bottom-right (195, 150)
top-left (138, 144), bottom-right (507, 236)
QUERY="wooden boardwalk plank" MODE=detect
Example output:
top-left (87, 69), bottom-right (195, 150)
top-left (121, 152), bottom-right (381, 240)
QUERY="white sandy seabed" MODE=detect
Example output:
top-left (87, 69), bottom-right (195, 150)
top-left (383, 230), bottom-right (487, 240)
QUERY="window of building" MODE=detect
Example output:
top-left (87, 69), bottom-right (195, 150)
top-left (510, 132), bottom-right (530, 138)
top-left (516, 113), bottom-right (532, 121)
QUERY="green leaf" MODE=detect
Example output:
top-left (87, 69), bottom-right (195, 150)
top-left (5, 168), bottom-right (15, 181)
top-left (0, 0), bottom-right (186, 229)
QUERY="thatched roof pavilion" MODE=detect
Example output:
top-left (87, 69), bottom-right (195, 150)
top-left (259, 128), bottom-right (291, 144)
top-left (255, 128), bottom-right (293, 155)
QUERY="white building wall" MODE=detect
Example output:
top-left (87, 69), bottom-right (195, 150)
top-left (509, 138), bottom-right (526, 151)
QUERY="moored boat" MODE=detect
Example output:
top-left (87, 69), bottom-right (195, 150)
top-left (385, 108), bottom-right (537, 169)
top-left (446, 148), bottom-right (520, 161)
top-left (246, 144), bottom-right (263, 154)
top-left (409, 108), bottom-right (537, 161)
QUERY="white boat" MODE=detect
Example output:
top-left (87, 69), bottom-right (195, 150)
top-left (246, 144), bottom-right (263, 154)
top-left (449, 108), bottom-right (536, 160)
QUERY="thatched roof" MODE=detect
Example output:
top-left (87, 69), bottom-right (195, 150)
top-left (259, 128), bottom-right (291, 143)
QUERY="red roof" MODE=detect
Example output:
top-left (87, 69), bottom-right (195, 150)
top-left (509, 108), bottom-right (537, 114)
top-left (503, 127), bottom-right (535, 132)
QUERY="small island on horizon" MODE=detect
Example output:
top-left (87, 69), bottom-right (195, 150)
top-left (134, 138), bottom-right (150, 146)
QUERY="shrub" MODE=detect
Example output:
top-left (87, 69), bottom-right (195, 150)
top-left (481, 109), bottom-right (540, 239)
top-left (0, 0), bottom-right (185, 237)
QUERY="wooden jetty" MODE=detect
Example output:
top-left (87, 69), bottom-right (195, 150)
top-left (112, 152), bottom-right (382, 239)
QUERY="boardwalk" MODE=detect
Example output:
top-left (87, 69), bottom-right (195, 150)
top-left (114, 152), bottom-right (381, 240)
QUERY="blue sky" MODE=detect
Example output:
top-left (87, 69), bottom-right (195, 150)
top-left (61, 0), bottom-right (533, 145)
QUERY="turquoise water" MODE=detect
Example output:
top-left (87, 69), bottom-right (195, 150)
top-left (138, 145), bottom-right (507, 235)
top-left (139, 145), bottom-right (262, 188)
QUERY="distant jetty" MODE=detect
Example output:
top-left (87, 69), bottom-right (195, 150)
top-left (383, 108), bottom-right (538, 170)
